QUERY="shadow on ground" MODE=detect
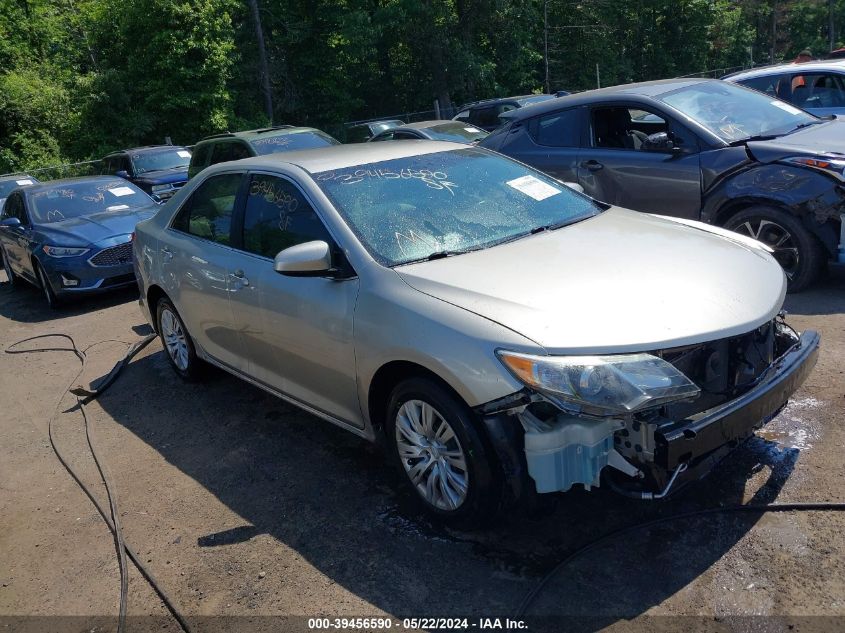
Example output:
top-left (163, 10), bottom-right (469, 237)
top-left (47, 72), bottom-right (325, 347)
top-left (93, 345), bottom-right (800, 626)
top-left (0, 274), bottom-right (139, 324)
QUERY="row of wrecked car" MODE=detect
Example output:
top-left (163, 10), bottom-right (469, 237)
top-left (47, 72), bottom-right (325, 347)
top-left (0, 74), bottom-right (829, 525)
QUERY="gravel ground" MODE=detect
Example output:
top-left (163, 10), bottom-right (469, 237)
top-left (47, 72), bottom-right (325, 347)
top-left (0, 267), bottom-right (843, 632)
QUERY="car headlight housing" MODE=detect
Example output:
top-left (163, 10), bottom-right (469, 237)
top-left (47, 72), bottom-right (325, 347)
top-left (497, 350), bottom-right (700, 417)
top-left (783, 156), bottom-right (845, 180)
top-left (151, 184), bottom-right (170, 192)
top-left (42, 245), bottom-right (90, 258)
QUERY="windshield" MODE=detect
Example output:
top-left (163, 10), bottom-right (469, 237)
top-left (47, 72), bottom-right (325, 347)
top-left (425, 122), bottom-right (488, 143)
top-left (29, 180), bottom-right (152, 224)
top-left (314, 148), bottom-right (602, 266)
top-left (0, 177), bottom-right (36, 197)
top-left (132, 149), bottom-right (191, 174)
top-left (250, 130), bottom-right (340, 155)
top-left (657, 82), bottom-right (819, 143)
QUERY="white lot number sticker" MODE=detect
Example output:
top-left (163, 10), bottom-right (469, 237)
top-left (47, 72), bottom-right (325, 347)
top-left (177, 150), bottom-right (191, 158)
top-left (16, 179), bottom-right (33, 185)
top-left (107, 205), bottom-right (129, 211)
top-left (770, 100), bottom-right (803, 115)
top-left (464, 127), bottom-right (481, 133)
top-left (108, 186), bottom-right (135, 197)
top-left (506, 175), bottom-right (561, 201)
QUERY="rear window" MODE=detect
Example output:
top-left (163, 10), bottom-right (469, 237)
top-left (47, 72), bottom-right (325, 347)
top-left (250, 130), bottom-right (340, 155)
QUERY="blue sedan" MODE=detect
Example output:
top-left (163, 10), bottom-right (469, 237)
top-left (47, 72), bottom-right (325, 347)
top-left (0, 176), bottom-right (158, 307)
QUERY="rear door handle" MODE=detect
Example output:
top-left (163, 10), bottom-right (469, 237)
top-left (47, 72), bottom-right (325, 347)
top-left (161, 247), bottom-right (173, 261)
top-left (580, 160), bottom-right (603, 171)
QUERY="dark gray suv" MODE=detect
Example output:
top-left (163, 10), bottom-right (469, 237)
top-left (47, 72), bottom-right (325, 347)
top-left (481, 78), bottom-right (845, 292)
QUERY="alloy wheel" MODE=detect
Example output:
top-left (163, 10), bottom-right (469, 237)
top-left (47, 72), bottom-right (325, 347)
top-left (160, 308), bottom-right (189, 371)
top-left (732, 218), bottom-right (799, 279)
top-left (394, 399), bottom-right (469, 511)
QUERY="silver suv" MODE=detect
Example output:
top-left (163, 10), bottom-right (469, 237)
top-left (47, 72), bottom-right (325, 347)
top-left (133, 142), bottom-right (818, 525)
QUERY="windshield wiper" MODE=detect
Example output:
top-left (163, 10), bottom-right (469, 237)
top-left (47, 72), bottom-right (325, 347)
top-left (727, 134), bottom-right (780, 146)
top-left (785, 120), bottom-right (825, 135)
top-left (396, 249), bottom-right (471, 266)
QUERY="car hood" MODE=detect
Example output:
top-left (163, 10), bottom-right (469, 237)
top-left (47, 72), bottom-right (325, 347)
top-left (36, 205), bottom-right (158, 247)
top-left (133, 167), bottom-right (189, 186)
top-left (747, 119), bottom-right (845, 162)
top-left (395, 208), bottom-right (786, 354)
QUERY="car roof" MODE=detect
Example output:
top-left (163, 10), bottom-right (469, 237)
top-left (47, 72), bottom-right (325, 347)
top-left (105, 145), bottom-right (185, 157)
top-left (22, 175), bottom-right (131, 194)
top-left (213, 140), bottom-right (468, 174)
top-left (724, 59), bottom-right (845, 81)
top-left (350, 120), bottom-right (404, 129)
top-left (400, 120), bottom-right (467, 130)
top-left (502, 78), bottom-right (713, 121)
top-left (197, 126), bottom-right (323, 143)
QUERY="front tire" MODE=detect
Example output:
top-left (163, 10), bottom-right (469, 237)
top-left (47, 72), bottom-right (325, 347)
top-left (156, 298), bottom-right (203, 380)
top-left (724, 205), bottom-right (824, 293)
top-left (386, 377), bottom-right (500, 527)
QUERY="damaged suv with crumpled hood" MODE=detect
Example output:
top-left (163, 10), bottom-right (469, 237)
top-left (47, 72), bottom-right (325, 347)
top-left (134, 141), bottom-right (819, 526)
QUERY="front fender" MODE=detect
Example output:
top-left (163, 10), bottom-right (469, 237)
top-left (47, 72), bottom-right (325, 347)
top-left (702, 164), bottom-right (845, 256)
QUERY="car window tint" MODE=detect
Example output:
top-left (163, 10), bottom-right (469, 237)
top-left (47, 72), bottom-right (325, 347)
top-left (3, 194), bottom-right (24, 222)
top-left (210, 142), bottom-right (250, 165)
top-left (532, 108), bottom-right (581, 146)
top-left (798, 73), bottom-right (845, 108)
top-left (393, 131), bottom-right (420, 140)
top-left (592, 107), bottom-right (667, 150)
top-left (172, 173), bottom-right (241, 245)
top-left (473, 106), bottom-right (502, 128)
top-left (738, 75), bottom-right (782, 97)
top-left (241, 174), bottom-right (332, 258)
top-left (454, 110), bottom-right (470, 121)
top-left (192, 144), bottom-right (211, 169)
top-left (371, 131), bottom-right (395, 142)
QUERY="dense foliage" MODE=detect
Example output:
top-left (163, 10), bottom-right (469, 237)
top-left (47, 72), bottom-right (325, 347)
top-left (0, 0), bottom-right (842, 172)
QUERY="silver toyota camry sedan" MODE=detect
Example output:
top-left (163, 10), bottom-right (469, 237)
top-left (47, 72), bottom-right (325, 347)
top-left (133, 141), bottom-right (819, 525)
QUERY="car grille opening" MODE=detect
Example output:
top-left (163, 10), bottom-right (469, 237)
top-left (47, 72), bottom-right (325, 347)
top-left (100, 273), bottom-right (137, 288)
top-left (90, 242), bottom-right (133, 267)
top-left (656, 320), bottom-right (776, 420)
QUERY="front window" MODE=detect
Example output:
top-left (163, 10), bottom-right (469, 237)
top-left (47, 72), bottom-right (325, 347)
top-left (131, 149), bottom-right (191, 174)
top-left (313, 148), bottom-right (602, 266)
top-left (249, 130), bottom-right (340, 156)
top-left (424, 122), bottom-right (488, 143)
top-left (28, 180), bottom-right (152, 224)
top-left (657, 81), bottom-right (818, 143)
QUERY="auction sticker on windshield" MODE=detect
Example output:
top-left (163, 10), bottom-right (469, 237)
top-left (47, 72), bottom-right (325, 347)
top-left (770, 100), bottom-right (803, 115)
top-left (506, 175), bottom-right (561, 201)
top-left (177, 150), bottom-right (191, 158)
top-left (16, 179), bottom-right (33, 185)
top-left (108, 186), bottom-right (135, 197)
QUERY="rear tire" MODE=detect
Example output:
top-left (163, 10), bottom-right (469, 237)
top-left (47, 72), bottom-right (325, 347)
top-left (156, 297), bottom-right (203, 381)
top-left (724, 205), bottom-right (824, 293)
top-left (1, 246), bottom-right (19, 288)
top-left (386, 377), bottom-right (501, 527)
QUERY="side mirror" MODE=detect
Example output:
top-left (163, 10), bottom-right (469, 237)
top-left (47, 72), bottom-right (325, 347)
top-left (643, 132), bottom-right (679, 152)
top-left (115, 170), bottom-right (130, 179)
top-left (0, 217), bottom-right (21, 228)
top-left (274, 240), bottom-right (333, 277)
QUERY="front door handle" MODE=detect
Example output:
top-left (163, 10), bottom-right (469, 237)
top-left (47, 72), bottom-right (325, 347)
top-left (232, 269), bottom-right (249, 287)
top-left (161, 247), bottom-right (173, 262)
top-left (580, 160), bottom-right (604, 171)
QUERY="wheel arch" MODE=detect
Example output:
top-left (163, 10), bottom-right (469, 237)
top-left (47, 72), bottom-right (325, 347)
top-left (366, 360), bottom-right (473, 437)
top-left (146, 284), bottom-right (169, 332)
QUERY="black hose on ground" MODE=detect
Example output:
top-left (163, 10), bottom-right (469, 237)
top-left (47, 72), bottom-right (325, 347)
top-left (5, 333), bottom-right (194, 633)
top-left (515, 501), bottom-right (845, 619)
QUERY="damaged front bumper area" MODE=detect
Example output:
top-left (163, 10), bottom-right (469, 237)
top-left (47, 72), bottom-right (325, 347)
top-left (477, 323), bottom-right (820, 502)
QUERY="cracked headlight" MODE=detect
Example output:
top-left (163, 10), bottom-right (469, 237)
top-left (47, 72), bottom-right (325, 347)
top-left (497, 350), bottom-right (700, 416)
top-left (42, 245), bottom-right (90, 258)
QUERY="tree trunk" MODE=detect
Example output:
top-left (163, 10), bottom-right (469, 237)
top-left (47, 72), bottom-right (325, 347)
top-left (248, 0), bottom-right (273, 123)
